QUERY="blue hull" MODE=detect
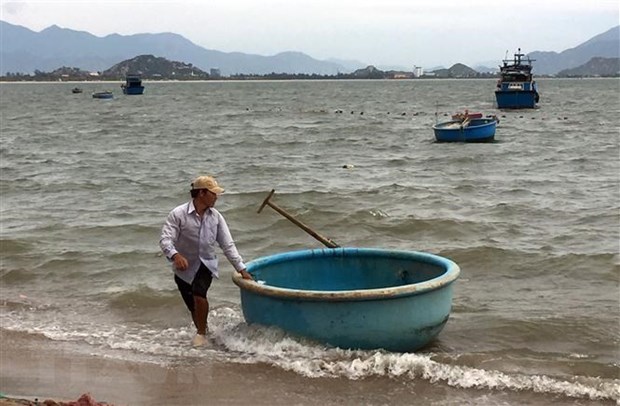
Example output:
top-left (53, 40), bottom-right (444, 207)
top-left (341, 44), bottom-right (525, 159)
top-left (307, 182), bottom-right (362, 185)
top-left (122, 86), bottom-right (144, 95)
top-left (122, 75), bottom-right (145, 95)
top-left (432, 118), bottom-right (497, 143)
top-left (233, 248), bottom-right (460, 352)
top-left (495, 90), bottom-right (537, 109)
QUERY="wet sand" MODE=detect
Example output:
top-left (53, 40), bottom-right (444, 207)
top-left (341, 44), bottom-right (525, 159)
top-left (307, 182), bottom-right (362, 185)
top-left (0, 329), bottom-right (418, 405)
top-left (2, 330), bottom-right (612, 405)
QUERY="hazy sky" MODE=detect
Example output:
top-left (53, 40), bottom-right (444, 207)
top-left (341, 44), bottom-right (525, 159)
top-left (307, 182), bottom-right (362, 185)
top-left (1, 0), bottom-right (618, 68)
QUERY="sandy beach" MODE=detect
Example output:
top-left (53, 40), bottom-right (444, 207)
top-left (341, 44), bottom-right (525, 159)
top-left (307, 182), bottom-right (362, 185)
top-left (2, 329), bottom-right (322, 405)
top-left (4, 328), bottom-right (614, 406)
top-left (0, 329), bottom-right (427, 406)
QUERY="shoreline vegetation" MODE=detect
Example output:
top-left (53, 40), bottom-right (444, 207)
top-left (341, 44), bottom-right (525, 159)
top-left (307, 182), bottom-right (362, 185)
top-left (1, 71), bottom-right (502, 82)
top-left (2, 72), bottom-right (616, 83)
top-left (3, 74), bottom-right (614, 83)
top-left (2, 76), bottom-right (616, 84)
top-left (2, 54), bottom-right (618, 82)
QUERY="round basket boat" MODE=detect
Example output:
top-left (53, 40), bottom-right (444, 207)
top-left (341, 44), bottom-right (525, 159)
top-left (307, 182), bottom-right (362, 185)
top-left (232, 247), bottom-right (460, 352)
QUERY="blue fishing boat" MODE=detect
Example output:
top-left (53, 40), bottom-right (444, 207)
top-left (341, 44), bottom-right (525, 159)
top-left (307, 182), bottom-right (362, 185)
top-left (92, 91), bottom-right (113, 99)
top-left (432, 117), bottom-right (498, 142)
top-left (121, 74), bottom-right (144, 95)
top-left (233, 247), bottom-right (460, 352)
top-left (495, 48), bottom-right (539, 109)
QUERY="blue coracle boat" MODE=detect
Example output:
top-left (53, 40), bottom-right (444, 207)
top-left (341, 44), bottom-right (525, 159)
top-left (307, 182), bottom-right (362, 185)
top-left (92, 91), bottom-right (113, 99)
top-left (495, 48), bottom-right (539, 109)
top-left (233, 247), bottom-right (460, 352)
top-left (432, 117), bottom-right (498, 142)
top-left (121, 74), bottom-right (145, 95)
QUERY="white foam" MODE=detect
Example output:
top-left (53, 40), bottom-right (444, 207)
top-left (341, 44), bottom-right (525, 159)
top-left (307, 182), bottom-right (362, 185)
top-left (2, 305), bottom-right (618, 402)
top-left (209, 308), bottom-right (620, 402)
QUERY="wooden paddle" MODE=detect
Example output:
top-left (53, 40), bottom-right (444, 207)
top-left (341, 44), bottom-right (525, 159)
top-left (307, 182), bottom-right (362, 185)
top-left (258, 189), bottom-right (339, 248)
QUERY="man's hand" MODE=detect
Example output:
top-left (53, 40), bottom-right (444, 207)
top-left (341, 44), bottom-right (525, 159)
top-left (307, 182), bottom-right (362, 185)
top-left (172, 253), bottom-right (189, 271)
top-left (238, 269), bottom-right (254, 280)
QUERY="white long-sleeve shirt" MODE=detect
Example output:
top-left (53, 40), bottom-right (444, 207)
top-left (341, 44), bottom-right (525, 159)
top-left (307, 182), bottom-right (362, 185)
top-left (159, 200), bottom-right (246, 283)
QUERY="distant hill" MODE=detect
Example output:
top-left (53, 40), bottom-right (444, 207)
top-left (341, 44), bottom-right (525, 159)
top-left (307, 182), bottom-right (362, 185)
top-left (103, 55), bottom-right (210, 78)
top-left (431, 63), bottom-right (480, 78)
top-left (350, 65), bottom-right (388, 79)
top-left (0, 20), bottom-right (358, 76)
top-left (557, 57), bottom-right (620, 77)
top-left (528, 26), bottom-right (620, 75)
top-left (474, 65), bottom-right (499, 74)
top-left (325, 58), bottom-right (367, 72)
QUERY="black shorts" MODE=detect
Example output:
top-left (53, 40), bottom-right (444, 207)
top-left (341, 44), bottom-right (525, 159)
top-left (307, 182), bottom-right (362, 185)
top-left (174, 262), bottom-right (213, 313)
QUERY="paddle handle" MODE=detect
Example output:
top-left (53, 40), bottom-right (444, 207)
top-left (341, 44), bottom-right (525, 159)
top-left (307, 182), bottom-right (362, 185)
top-left (258, 189), bottom-right (339, 248)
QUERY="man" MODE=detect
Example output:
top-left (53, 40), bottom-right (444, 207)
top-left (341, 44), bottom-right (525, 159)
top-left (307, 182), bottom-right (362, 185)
top-left (160, 175), bottom-right (253, 347)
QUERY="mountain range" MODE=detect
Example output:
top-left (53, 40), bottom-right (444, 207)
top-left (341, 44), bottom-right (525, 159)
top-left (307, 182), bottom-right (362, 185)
top-left (528, 26), bottom-right (619, 74)
top-left (1, 20), bottom-right (618, 76)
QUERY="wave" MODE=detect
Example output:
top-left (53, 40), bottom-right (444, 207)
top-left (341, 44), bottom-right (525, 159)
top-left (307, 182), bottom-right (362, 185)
top-left (2, 304), bottom-right (617, 402)
top-left (236, 348), bottom-right (618, 401)
top-left (106, 285), bottom-right (178, 310)
top-left (0, 267), bottom-right (39, 284)
top-left (206, 310), bottom-right (620, 402)
top-left (0, 238), bottom-right (34, 255)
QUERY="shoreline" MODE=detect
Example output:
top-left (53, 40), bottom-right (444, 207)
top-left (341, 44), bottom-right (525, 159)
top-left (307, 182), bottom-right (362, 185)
top-left (1, 329), bottom-right (324, 405)
top-left (0, 329), bottom-right (429, 406)
top-left (2, 77), bottom-right (611, 85)
top-left (2, 330), bottom-right (614, 405)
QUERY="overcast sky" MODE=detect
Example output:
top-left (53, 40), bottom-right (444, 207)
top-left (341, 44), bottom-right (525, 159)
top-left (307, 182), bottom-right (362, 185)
top-left (1, 0), bottom-right (618, 68)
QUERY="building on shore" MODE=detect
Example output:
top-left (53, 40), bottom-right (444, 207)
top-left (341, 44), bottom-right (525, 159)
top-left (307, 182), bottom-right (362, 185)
top-left (210, 68), bottom-right (221, 78)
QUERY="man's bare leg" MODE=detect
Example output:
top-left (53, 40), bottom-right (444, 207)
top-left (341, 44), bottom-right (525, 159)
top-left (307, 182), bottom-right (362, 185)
top-left (193, 295), bottom-right (209, 335)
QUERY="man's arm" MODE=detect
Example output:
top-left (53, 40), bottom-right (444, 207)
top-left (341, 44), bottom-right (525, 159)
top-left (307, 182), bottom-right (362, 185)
top-left (216, 213), bottom-right (253, 280)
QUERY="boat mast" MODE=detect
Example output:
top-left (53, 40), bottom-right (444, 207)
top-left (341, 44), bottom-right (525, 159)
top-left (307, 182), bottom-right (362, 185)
top-left (515, 48), bottom-right (527, 66)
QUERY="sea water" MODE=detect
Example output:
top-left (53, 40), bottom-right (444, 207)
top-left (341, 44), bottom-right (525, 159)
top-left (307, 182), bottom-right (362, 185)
top-left (1, 78), bottom-right (618, 404)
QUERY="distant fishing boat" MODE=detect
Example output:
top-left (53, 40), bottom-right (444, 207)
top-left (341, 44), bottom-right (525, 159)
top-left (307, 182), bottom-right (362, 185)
top-left (433, 117), bottom-right (498, 143)
top-left (121, 74), bottom-right (145, 95)
top-left (495, 48), bottom-right (539, 109)
top-left (92, 91), bottom-right (113, 99)
top-left (71, 87), bottom-right (83, 94)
